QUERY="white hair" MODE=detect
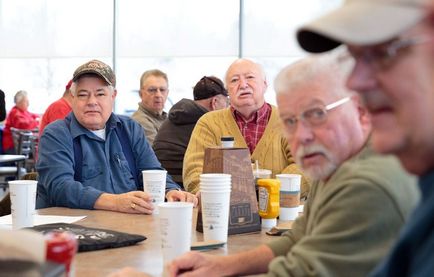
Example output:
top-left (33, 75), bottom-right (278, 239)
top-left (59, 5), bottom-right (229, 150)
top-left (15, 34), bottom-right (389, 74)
top-left (14, 90), bottom-right (27, 104)
top-left (274, 47), bottom-right (355, 99)
top-left (224, 58), bottom-right (267, 88)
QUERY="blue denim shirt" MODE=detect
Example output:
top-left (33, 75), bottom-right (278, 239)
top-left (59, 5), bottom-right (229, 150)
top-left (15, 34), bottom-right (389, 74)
top-left (36, 113), bottom-right (180, 209)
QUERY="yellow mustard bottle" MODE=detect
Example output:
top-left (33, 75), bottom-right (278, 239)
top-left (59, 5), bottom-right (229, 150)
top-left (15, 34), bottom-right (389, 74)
top-left (257, 179), bottom-right (280, 229)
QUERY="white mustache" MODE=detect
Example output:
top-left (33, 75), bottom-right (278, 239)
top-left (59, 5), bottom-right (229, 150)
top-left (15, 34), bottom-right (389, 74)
top-left (295, 144), bottom-right (332, 164)
top-left (295, 143), bottom-right (338, 181)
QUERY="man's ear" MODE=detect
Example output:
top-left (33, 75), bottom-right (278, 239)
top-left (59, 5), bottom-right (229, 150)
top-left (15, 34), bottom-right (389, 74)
top-left (210, 96), bottom-right (217, 110)
top-left (354, 95), bottom-right (371, 131)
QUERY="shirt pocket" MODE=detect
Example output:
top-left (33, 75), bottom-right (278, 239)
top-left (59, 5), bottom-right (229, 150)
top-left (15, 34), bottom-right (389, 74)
top-left (81, 164), bottom-right (103, 180)
top-left (114, 153), bottom-right (135, 184)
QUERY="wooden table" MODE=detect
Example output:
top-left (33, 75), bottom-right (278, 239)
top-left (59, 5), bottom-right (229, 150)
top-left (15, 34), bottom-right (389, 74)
top-left (37, 208), bottom-right (279, 277)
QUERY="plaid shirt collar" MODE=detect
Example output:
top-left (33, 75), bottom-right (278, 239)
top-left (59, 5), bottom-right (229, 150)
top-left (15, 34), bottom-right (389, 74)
top-left (230, 102), bottom-right (270, 124)
top-left (231, 103), bottom-right (271, 153)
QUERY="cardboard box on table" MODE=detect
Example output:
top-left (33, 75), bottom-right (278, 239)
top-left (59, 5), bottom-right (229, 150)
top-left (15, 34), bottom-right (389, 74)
top-left (197, 147), bottom-right (261, 234)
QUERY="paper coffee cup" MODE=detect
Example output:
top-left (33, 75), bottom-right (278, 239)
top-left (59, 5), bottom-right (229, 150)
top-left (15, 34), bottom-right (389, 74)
top-left (8, 180), bottom-right (37, 229)
top-left (158, 202), bottom-right (193, 263)
top-left (276, 174), bottom-right (301, 221)
top-left (200, 189), bottom-right (231, 242)
top-left (142, 170), bottom-right (167, 215)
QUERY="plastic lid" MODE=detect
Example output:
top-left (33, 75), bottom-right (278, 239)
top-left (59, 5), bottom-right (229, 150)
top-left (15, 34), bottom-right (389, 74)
top-left (221, 136), bottom-right (234, 141)
top-left (261, 218), bottom-right (277, 229)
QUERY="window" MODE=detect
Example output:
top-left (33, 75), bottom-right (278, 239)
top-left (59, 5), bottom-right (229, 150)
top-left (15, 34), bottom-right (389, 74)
top-left (0, 0), bottom-right (342, 115)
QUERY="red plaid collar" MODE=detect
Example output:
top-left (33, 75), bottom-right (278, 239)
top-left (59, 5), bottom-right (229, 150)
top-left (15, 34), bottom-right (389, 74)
top-left (231, 103), bottom-right (271, 153)
top-left (230, 103), bottom-right (270, 123)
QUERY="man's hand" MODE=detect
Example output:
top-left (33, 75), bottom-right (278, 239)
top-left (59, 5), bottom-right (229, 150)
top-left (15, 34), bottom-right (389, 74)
top-left (94, 191), bottom-right (154, 214)
top-left (169, 245), bottom-right (274, 277)
top-left (167, 251), bottom-right (228, 277)
top-left (166, 190), bottom-right (199, 207)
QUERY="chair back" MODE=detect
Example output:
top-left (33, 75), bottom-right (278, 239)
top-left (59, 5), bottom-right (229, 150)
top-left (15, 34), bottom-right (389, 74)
top-left (10, 128), bottom-right (37, 158)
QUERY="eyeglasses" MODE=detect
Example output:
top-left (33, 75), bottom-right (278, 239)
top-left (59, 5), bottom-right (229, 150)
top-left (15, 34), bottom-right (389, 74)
top-left (144, 86), bottom-right (168, 95)
top-left (282, 96), bottom-right (351, 134)
top-left (345, 35), bottom-right (431, 69)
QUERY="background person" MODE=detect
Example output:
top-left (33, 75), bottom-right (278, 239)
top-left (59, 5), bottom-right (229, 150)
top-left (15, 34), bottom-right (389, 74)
top-left (39, 79), bottom-right (73, 135)
top-left (2, 90), bottom-right (39, 154)
top-left (183, 59), bottom-right (309, 196)
top-left (153, 76), bottom-right (228, 187)
top-left (0, 89), bottom-right (6, 121)
top-left (131, 69), bottom-right (169, 145)
top-left (295, 0), bottom-right (434, 275)
top-left (36, 60), bottom-right (197, 213)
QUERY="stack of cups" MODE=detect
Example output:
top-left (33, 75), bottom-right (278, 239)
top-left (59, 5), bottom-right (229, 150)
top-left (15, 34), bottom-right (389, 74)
top-left (199, 173), bottom-right (231, 242)
top-left (142, 170), bottom-right (167, 215)
top-left (276, 174), bottom-right (301, 221)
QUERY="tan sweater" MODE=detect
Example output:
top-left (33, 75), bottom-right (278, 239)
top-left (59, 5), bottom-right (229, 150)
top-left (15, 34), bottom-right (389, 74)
top-left (183, 106), bottom-right (310, 196)
top-left (131, 103), bottom-right (167, 145)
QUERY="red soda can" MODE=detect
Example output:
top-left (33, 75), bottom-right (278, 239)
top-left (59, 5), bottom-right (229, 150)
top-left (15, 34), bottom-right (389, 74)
top-left (45, 231), bottom-right (78, 276)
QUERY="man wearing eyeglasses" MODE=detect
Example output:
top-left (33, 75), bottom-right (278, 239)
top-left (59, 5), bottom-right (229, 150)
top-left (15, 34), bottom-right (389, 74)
top-left (183, 59), bottom-right (309, 197)
top-left (131, 69), bottom-right (169, 145)
top-left (166, 52), bottom-right (418, 277)
top-left (296, 0), bottom-right (434, 275)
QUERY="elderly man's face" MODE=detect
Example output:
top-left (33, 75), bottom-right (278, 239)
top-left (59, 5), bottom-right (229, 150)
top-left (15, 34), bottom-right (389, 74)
top-left (226, 60), bottom-right (267, 114)
top-left (277, 83), bottom-right (367, 181)
top-left (72, 76), bottom-right (116, 131)
top-left (346, 21), bottom-right (434, 174)
top-left (139, 75), bottom-right (168, 114)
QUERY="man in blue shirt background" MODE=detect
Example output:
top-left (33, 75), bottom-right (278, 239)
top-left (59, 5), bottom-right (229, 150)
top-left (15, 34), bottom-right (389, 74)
top-left (36, 60), bottom-right (197, 213)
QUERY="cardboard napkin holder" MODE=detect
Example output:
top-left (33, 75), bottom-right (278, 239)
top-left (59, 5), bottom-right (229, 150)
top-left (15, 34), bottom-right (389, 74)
top-left (197, 147), bottom-right (261, 234)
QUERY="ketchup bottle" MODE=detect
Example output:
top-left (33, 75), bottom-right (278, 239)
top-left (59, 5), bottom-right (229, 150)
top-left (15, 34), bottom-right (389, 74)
top-left (45, 231), bottom-right (78, 276)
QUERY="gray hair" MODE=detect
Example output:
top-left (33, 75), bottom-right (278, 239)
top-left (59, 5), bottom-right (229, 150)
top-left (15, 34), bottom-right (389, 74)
top-left (14, 90), bottom-right (28, 104)
top-left (274, 47), bottom-right (355, 99)
top-left (69, 82), bottom-right (115, 96)
top-left (140, 69), bottom-right (168, 89)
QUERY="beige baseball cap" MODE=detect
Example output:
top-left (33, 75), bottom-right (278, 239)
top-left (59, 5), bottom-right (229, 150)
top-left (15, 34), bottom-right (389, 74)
top-left (297, 0), bottom-right (429, 53)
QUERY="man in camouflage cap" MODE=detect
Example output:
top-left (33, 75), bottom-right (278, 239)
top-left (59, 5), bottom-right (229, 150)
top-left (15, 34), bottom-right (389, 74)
top-left (73, 59), bottom-right (116, 87)
top-left (36, 59), bottom-right (197, 213)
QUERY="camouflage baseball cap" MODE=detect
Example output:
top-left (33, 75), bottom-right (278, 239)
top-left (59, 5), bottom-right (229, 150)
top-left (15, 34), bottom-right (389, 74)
top-left (73, 59), bottom-right (116, 87)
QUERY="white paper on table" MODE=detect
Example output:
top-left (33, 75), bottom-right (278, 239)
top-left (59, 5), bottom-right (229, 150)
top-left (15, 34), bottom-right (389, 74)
top-left (0, 215), bottom-right (86, 230)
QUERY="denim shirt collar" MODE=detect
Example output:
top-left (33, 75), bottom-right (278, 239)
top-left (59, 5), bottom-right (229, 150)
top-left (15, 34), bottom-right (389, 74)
top-left (66, 112), bottom-right (121, 140)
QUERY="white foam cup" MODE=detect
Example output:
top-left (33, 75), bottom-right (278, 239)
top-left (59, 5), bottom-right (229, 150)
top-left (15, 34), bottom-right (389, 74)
top-left (8, 180), bottom-right (37, 229)
top-left (200, 189), bottom-right (231, 242)
top-left (158, 202), bottom-right (194, 263)
top-left (142, 170), bottom-right (167, 214)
